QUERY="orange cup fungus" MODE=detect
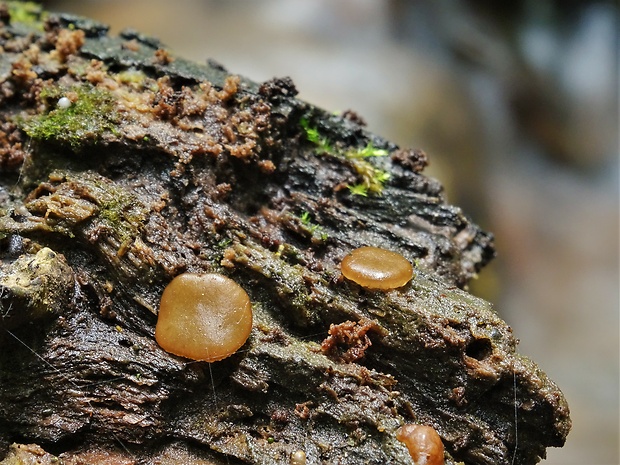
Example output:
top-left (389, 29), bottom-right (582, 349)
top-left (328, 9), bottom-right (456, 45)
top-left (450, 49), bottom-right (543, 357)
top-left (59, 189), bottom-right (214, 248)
top-left (340, 246), bottom-right (413, 290)
top-left (155, 273), bottom-right (252, 362)
top-left (396, 424), bottom-right (445, 465)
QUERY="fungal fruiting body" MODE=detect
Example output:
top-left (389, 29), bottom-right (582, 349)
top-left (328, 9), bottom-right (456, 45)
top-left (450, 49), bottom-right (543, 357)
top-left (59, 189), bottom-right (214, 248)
top-left (340, 246), bottom-right (413, 290)
top-left (155, 273), bottom-right (252, 362)
top-left (396, 424), bottom-right (445, 465)
top-left (290, 450), bottom-right (306, 465)
top-left (57, 97), bottom-right (71, 109)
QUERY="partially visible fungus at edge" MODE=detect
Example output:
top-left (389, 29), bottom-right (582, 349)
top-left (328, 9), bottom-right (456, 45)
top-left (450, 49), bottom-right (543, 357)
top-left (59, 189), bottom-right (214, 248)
top-left (340, 246), bottom-right (413, 290)
top-left (396, 424), bottom-right (445, 465)
top-left (155, 273), bottom-right (253, 362)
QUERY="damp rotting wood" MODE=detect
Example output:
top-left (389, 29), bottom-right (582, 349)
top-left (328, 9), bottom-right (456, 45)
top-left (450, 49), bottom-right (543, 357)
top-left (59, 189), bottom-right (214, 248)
top-left (0, 3), bottom-right (570, 465)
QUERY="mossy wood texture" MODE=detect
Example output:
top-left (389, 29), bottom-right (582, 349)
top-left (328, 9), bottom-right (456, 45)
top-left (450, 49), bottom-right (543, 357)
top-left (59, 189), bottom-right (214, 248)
top-left (0, 3), bottom-right (569, 465)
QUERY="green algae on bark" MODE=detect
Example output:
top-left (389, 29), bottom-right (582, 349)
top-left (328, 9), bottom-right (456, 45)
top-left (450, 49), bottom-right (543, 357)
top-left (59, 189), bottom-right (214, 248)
top-left (0, 4), bottom-right (569, 465)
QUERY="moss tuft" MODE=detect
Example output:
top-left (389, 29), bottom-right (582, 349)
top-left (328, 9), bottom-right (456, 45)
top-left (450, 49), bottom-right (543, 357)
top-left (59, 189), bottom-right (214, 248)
top-left (6, 1), bottom-right (45, 27)
top-left (23, 84), bottom-right (119, 148)
top-left (299, 117), bottom-right (333, 154)
top-left (299, 118), bottom-right (390, 196)
top-left (345, 143), bottom-right (391, 196)
top-left (98, 190), bottom-right (147, 243)
top-left (298, 210), bottom-right (328, 241)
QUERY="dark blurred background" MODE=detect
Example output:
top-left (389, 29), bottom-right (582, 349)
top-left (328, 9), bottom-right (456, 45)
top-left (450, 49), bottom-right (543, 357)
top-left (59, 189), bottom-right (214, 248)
top-left (40, 1), bottom-right (620, 463)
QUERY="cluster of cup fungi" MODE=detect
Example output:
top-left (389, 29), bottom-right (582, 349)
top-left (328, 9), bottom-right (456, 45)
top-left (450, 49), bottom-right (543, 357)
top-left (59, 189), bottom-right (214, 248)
top-left (154, 246), bottom-right (443, 464)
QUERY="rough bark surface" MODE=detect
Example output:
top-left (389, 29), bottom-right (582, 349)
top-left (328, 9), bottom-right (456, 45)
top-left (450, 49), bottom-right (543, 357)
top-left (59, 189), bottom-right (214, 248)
top-left (0, 3), bottom-right (570, 465)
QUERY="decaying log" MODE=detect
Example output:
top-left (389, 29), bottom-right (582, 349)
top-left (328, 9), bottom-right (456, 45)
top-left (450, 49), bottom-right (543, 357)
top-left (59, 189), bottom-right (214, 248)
top-left (0, 3), bottom-right (569, 464)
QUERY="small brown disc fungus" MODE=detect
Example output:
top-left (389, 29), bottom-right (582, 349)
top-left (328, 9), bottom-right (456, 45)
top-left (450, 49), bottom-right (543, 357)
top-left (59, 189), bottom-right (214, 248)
top-left (340, 246), bottom-right (413, 290)
top-left (155, 273), bottom-right (252, 362)
top-left (396, 424), bottom-right (445, 465)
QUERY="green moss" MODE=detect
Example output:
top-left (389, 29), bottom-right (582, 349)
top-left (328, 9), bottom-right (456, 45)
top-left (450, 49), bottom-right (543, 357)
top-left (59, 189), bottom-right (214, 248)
top-left (300, 118), bottom-right (390, 196)
top-left (98, 190), bottom-right (147, 243)
top-left (298, 210), bottom-right (328, 241)
top-left (347, 184), bottom-right (369, 197)
top-left (345, 143), bottom-right (390, 196)
top-left (299, 117), bottom-right (333, 154)
top-left (345, 142), bottom-right (389, 159)
top-left (6, 1), bottom-right (45, 26)
top-left (217, 238), bottom-right (233, 249)
top-left (36, 172), bottom-right (147, 245)
top-left (23, 84), bottom-right (120, 149)
top-left (117, 69), bottom-right (147, 88)
top-left (299, 211), bottom-right (312, 225)
top-left (347, 160), bottom-right (390, 196)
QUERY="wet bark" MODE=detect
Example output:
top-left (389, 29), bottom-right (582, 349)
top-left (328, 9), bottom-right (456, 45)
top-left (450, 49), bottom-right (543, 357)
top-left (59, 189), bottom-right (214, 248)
top-left (0, 3), bottom-right (569, 465)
